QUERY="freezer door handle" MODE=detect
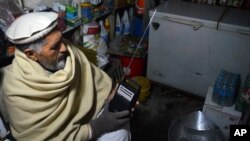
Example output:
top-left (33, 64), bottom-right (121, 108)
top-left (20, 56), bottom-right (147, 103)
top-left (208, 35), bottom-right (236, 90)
top-left (152, 22), bottom-right (160, 30)
top-left (162, 16), bottom-right (203, 30)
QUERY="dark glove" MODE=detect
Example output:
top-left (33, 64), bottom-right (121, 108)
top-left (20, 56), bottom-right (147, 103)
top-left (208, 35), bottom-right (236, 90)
top-left (89, 101), bottom-right (130, 139)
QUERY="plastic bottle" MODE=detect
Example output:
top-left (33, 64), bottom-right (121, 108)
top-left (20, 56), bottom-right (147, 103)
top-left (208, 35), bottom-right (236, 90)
top-left (122, 10), bottom-right (130, 35)
top-left (219, 83), bottom-right (228, 106)
top-left (213, 70), bottom-right (241, 106)
top-left (212, 70), bottom-right (225, 104)
top-left (227, 74), bottom-right (240, 106)
top-left (115, 13), bottom-right (123, 36)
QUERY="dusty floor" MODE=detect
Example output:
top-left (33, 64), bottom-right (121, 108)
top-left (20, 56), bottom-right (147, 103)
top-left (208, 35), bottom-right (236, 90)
top-left (130, 82), bottom-right (205, 141)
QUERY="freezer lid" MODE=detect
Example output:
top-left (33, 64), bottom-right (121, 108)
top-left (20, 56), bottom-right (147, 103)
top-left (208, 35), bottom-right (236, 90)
top-left (150, 0), bottom-right (226, 29)
top-left (219, 8), bottom-right (250, 34)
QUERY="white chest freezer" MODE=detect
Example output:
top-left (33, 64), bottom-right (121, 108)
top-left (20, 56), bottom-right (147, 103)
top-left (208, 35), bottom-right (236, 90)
top-left (147, 0), bottom-right (250, 97)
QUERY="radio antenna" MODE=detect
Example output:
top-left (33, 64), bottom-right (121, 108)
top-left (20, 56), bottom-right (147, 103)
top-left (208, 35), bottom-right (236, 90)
top-left (122, 9), bottom-right (157, 80)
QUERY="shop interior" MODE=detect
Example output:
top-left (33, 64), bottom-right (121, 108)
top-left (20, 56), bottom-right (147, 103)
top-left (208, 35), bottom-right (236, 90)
top-left (1, 0), bottom-right (250, 141)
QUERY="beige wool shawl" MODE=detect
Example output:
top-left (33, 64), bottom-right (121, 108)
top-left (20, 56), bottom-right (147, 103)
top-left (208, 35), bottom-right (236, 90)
top-left (2, 42), bottom-right (112, 141)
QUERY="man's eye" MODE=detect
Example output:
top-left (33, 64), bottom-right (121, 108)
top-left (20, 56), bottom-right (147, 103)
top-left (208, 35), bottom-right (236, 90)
top-left (51, 42), bottom-right (60, 50)
top-left (51, 46), bottom-right (57, 50)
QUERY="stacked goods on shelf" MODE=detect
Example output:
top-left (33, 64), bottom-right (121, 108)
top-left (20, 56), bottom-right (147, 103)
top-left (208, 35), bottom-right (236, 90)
top-left (82, 22), bottom-right (100, 49)
top-left (81, 2), bottom-right (93, 23)
top-left (82, 21), bottom-right (110, 68)
top-left (65, 5), bottom-right (81, 26)
top-left (81, 2), bottom-right (111, 24)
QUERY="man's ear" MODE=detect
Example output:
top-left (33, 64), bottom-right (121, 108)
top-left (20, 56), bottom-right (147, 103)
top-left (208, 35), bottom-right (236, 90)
top-left (23, 48), bottom-right (38, 61)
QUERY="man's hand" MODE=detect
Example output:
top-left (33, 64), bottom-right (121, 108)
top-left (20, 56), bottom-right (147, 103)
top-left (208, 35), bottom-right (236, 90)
top-left (89, 101), bottom-right (130, 139)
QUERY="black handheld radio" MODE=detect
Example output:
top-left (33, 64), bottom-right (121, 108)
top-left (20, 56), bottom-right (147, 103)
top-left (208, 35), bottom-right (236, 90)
top-left (109, 78), bottom-right (141, 112)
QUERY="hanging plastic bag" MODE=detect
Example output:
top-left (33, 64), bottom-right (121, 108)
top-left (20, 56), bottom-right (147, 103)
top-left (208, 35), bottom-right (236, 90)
top-left (115, 13), bottom-right (123, 36)
top-left (122, 10), bottom-right (130, 35)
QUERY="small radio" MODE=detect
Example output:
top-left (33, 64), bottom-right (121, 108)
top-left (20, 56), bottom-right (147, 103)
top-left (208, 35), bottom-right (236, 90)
top-left (109, 78), bottom-right (141, 112)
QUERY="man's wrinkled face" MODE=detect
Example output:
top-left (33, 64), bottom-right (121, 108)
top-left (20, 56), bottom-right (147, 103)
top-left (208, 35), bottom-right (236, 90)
top-left (37, 30), bottom-right (68, 72)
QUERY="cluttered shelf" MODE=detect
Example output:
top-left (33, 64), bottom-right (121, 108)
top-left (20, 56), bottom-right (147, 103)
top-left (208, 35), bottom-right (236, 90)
top-left (63, 8), bottom-right (112, 34)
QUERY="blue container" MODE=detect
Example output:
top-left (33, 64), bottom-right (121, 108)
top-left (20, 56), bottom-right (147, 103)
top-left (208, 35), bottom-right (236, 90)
top-left (212, 70), bottom-right (240, 107)
top-left (81, 7), bottom-right (93, 22)
top-left (130, 17), bottom-right (149, 37)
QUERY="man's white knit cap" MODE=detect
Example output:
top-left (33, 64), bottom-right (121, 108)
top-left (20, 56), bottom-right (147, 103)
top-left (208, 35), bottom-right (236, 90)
top-left (6, 12), bottom-right (58, 44)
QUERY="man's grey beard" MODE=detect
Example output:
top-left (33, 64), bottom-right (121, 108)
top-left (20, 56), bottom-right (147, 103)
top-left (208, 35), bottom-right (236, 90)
top-left (39, 55), bottom-right (67, 72)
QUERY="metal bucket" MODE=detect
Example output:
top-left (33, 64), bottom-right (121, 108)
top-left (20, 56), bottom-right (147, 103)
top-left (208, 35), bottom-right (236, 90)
top-left (168, 111), bottom-right (226, 141)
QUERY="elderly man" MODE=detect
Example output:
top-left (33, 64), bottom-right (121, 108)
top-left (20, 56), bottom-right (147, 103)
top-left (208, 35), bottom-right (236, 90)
top-left (2, 12), bottom-right (131, 141)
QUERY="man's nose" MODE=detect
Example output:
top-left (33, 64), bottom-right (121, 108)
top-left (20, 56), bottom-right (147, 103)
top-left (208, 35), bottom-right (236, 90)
top-left (59, 43), bottom-right (67, 53)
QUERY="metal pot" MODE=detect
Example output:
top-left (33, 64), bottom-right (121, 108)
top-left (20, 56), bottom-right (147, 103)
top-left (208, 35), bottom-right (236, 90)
top-left (168, 111), bottom-right (226, 141)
